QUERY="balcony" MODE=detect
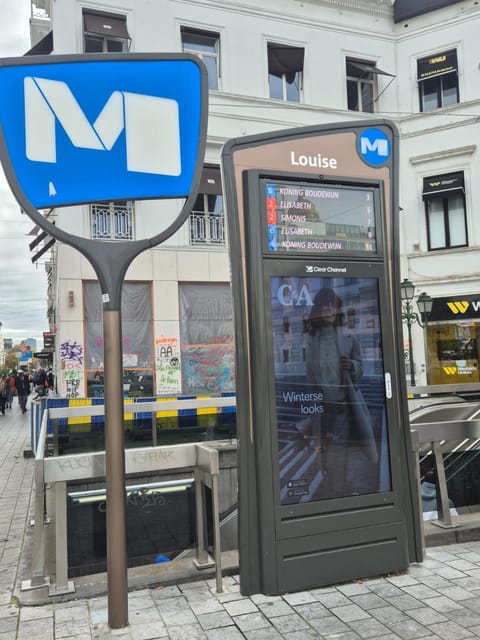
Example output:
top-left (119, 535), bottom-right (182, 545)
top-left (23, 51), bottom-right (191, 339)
top-left (91, 202), bottom-right (134, 240)
top-left (189, 211), bottom-right (226, 246)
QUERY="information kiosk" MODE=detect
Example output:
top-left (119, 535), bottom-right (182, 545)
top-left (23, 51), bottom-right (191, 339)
top-left (221, 121), bottom-right (423, 596)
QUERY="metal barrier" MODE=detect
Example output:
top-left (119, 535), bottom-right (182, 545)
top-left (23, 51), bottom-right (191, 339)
top-left (22, 397), bottom-right (236, 599)
top-left (410, 391), bottom-right (480, 530)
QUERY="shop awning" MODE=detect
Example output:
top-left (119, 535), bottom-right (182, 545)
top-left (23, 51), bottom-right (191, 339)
top-left (84, 12), bottom-right (130, 39)
top-left (422, 171), bottom-right (464, 199)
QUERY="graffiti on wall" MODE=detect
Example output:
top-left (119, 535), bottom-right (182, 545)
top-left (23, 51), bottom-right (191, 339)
top-left (155, 336), bottom-right (181, 395)
top-left (182, 340), bottom-right (235, 395)
top-left (60, 340), bottom-right (84, 398)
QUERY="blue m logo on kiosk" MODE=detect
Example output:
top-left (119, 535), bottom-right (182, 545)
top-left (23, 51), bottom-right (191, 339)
top-left (357, 127), bottom-right (391, 167)
top-left (0, 55), bottom-right (205, 208)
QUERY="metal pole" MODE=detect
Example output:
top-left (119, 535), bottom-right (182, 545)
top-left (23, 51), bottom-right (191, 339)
top-left (103, 309), bottom-right (128, 629)
top-left (405, 302), bottom-right (416, 387)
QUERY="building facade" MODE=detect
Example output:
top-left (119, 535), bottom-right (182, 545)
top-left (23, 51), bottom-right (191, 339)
top-left (28, 0), bottom-right (480, 397)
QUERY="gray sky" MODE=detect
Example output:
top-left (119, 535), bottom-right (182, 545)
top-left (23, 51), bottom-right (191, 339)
top-left (0, 0), bottom-right (49, 346)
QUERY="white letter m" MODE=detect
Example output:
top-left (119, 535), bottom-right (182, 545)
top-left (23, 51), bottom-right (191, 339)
top-left (360, 136), bottom-right (388, 157)
top-left (24, 76), bottom-right (181, 176)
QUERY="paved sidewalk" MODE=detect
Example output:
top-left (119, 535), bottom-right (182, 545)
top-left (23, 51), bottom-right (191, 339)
top-left (4, 404), bottom-right (480, 638)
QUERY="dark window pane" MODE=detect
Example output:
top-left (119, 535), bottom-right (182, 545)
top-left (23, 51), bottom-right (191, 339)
top-left (107, 39), bottom-right (125, 52)
top-left (422, 77), bottom-right (440, 111)
top-left (361, 82), bottom-right (374, 112)
top-left (182, 31), bottom-right (217, 54)
top-left (85, 36), bottom-right (104, 52)
top-left (346, 62), bottom-right (364, 79)
top-left (347, 79), bottom-right (359, 110)
top-left (207, 194), bottom-right (223, 214)
top-left (193, 193), bottom-right (205, 212)
top-left (442, 73), bottom-right (459, 106)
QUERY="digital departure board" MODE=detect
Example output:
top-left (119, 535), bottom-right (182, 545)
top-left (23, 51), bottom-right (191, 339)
top-left (262, 179), bottom-right (378, 255)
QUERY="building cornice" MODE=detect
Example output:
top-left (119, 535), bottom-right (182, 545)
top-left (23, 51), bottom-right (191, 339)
top-left (299, 0), bottom-right (393, 18)
top-left (175, 0), bottom-right (394, 27)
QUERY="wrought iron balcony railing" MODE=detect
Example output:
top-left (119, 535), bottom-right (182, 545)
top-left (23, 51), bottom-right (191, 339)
top-left (189, 211), bottom-right (225, 245)
top-left (91, 202), bottom-right (134, 240)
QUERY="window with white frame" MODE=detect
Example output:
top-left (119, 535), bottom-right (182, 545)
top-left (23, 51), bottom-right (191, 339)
top-left (423, 172), bottom-right (467, 251)
top-left (189, 166), bottom-right (224, 245)
top-left (268, 43), bottom-right (304, 102)
top-left (90, 201), bottom-right (134, 240)
top-left (417, 49), bottom-right (459, 112)
top-left (83, 10), bottom-right (130, 53)
top-left (346, 58), bottom-right (393, 113)
top-left (181, 27), bottom-right (220, 90)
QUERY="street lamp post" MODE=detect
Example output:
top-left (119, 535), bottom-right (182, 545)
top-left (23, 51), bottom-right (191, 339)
top-left (400, 279), bottom-right (433, 387)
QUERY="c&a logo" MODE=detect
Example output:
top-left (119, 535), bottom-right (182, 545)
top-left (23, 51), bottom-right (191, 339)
top-left (446, 301), bottom-right (469, 314)
top-left (443, 367), bottom-right (457, 375)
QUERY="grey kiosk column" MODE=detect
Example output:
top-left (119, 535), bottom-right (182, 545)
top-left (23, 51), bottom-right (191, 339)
top-left (221, 120), bottom-right (423, 596)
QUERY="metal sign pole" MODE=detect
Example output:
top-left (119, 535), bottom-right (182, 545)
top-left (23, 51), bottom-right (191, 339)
top-left (0, 53), bottom-right (208, 630)
top-left (103, 309), bottom-right (128, 628)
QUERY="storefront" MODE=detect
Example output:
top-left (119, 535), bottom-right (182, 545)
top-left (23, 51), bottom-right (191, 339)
top-left (426, 293), bottom-right (480, 384)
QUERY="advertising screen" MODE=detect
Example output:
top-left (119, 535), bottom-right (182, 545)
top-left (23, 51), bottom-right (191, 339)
top-left (262, 178), bottom-right (378, 256)
top-left (270, 274), bottom-right (392, 505)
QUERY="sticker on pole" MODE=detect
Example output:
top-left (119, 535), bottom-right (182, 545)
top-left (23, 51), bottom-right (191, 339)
top-left (0, 54), bottom-right (207, 208)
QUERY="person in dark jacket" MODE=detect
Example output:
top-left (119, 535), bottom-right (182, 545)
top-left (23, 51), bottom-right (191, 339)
top-left (14, 371), bottom-right (30, 413)
top-left (0, 375), bottom-right (8, 415)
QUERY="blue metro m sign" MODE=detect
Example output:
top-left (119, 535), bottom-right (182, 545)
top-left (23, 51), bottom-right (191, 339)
top-left (0, 54), bottom-right (207, 208)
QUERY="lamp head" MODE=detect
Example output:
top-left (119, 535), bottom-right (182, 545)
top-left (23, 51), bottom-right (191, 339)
top-left (400, 278), bottom-right (415, 302)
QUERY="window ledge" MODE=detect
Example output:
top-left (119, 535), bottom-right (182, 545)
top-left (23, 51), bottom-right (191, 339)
top-left (410, 145), bottom-right (476, 165)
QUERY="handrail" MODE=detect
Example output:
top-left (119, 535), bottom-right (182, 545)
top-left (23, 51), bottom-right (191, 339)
top-left (408, 383), bottom-right (480, 395)
top-left (410, 403), bottom-right (480, 529)
top-left (26, 411), bottom-right (49, 590)
top-left (411, 418), bottom-right (480, 444)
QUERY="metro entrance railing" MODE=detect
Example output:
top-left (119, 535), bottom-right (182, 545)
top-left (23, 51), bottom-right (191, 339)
top-left (22, 397), bottom-right (236, 600)
top-left (409, 383), bottom-right (480, 533)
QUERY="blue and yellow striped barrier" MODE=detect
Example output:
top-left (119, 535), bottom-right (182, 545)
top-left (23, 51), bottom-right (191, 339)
top-left (44, 393), bottom-right (236, 431)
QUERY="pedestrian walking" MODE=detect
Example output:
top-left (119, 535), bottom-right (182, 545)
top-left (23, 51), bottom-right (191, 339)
top-left (14, 370), bottom-right (30, 413)
top-left (0, 375), bottom-right (8, 415)
top-left (6, 372), bottom-right (15, 408)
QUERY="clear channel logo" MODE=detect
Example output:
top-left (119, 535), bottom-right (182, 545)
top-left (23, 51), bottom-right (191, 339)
top-left (357, 128), bottom-right (391, 167)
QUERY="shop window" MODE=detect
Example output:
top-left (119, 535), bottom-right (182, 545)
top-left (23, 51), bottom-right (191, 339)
top-left (83, 10), bottom-right (131, 53)
top-left (346, 58), bottom-right (394, 113)
top-left (426, 322), bottom-right (480, 386)
top-left (181, 27), bottom-right (220, 90)
top-left (417, 49), bottom-right (459, 112)
top-left (179, 283), bottom-right (235, 395)
top-left (189, 166), bottom-right (224, 245)
top-left (423, 172), bottom-right (467, 251)
top-left (268, 43), bottom-right (304, 102)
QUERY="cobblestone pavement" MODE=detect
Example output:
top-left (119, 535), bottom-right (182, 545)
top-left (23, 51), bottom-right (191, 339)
top-left (4, 404), bottom-right (480, 638)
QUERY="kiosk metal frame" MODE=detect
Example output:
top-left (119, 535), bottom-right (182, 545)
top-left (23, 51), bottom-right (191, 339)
top-left (221, 120), bottom-right (423, 596)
